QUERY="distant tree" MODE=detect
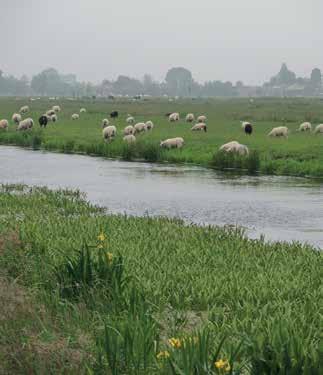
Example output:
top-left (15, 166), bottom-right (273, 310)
top-left (276, 63), bottom-right (296, 85)
top-left (165, 67), bottom-right (193, 96)
top-left (310, 68), bottom-right (322, 88)
top-left (236, 81), bottom-right (244, 88)
top-left (113, 75), bottom-right (143, 95)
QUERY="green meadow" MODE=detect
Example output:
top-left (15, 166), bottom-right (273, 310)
top-left (0, 185), bottom-right (321, 373)
top-left (1, 97), bottom-right (323, 176)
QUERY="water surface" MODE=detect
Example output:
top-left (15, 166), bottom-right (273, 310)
top-left (1, 146), bottom-right (322, 248)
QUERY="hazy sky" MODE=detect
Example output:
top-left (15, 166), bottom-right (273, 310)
top-left (1, 0), bottom-right (322, 85)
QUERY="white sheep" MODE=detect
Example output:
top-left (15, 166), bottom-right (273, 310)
top-left (19, 105), bottom-right (29, 114)
top-left (102, 119), bottom-right (109, 128)
top-left (12, 113), bottom-right (22, 124)
top-left (71, 113), bottom-right (79, 120)
top-left (133, 122), bottom-right (147, 134)
top-left (123, 134), bottom-right (136, 144)
top-left (191, 123), bottom-right (207, 132)
top-left (268, 126), bottom-right (289, 138)
top-left (123, 125), bottom-right (134, 135)
top-left (160, 137), bottom-right (184, 149)
top-left (169, 112), bottom-right (180, 122)
top-left (197, 115), bottom-right (207, 123)
top-left (185, 113), bottom-right (195, 122)
top-left (80, 108), bottom-right (86, 113)
top-left (17, 118), bottom-right (33, 131)
top-left (102, 125), bottom-right (117, 141)
top-left (314, 124), bottom-right (323, 134)
top-left (219, 141), bottom-right (249, 156)
top-left (52, 105), bottom-right (61, 113)
top-left (299, 122), bottom-right (312, 132)
top-left (51, 114), bottom-right (58, 122)
top-left (145, 120), bottom-right (154, 130)
top-left (0, 119), bottom-right (9, 130)
top-left (46, 109), bottom-right (55, 116)
top-left (126, 116), bottom-right (135, 124)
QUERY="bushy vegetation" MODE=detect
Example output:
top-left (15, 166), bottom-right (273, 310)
top-left (0, 186), bottom-right (321, 373)
top-left (1, 97), bottom-right (323, 176)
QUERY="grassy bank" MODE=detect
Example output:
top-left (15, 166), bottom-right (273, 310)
top-left (0, 185), bottom-right (321, 373)
top-left (1, 97), bottom-right (323, 176)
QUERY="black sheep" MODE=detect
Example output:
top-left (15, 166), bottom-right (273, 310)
top-left (38, 115), bottom-right (48, 128)
top-left (244, 123), bottom-right (253, 135)
top-left (110, 111), bottom-right (118, 119)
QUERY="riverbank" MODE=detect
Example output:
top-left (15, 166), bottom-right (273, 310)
top-left (0, 185), bottom-right (321, 373)
top-left (1, 97), bottom-right (323, 177)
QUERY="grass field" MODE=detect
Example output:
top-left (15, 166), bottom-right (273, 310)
top-left (1, 97), bottom-right (323, 176)
top-left (0, 185), bottom-right (321, 373)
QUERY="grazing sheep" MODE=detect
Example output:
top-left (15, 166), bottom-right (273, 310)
top-left (12, 113), bottom-right (22, 124)
top-left (133, 122), bottom-right (147, 134)
top-left (52, 105), bottom-right (61, 113)
top-left (123, 134), bottom-right (136, 144)
top-left (299, 122), bottom-right (312, 132)
top-left (80, 108), bottom-right (86, 113)
top-left (110, 110), bottom-right (118, 119)
top-left (17, 118), bottom-right (33, 131)
top-left (242, 122), bottom-right (253, 135)
top-left (71, 113), bottom-right (79, 120)
top-left (145, 120), bottom-right (154, 130)
top-left (102, 125), bottom-right (117, 141)
top-left (219, 141), bottom-right (249, 156)
top-left (241, 121), bottom-right (251, 129)
top-left (169, 112), bottom-right (180, 122)
top-left (314, 124), bottom-right (323, 134)
top-left (268, 126), bottom-right (289, 138)
top-left (191, 123), bottom-right (207, 132)
top-left (0, 119), bottom-right (9, 130)
top-left (186, 113), bottom-right (195, 122)
top-left (126, 116), bottom-right (135, 124)
top-left (46, 109), bottom-right (55, 116)
top-left (19, 105), bottom-right (29, 114)
top-left (123, 125), bottom-right (134, 135)
top-left (38, 115), bottom-right (48, 128)
top-left (102, 118), bottom-right (109, 128)
top-left (51, 114), bottom-right (57, 122)
top-left (160, 137), bottom-right (184, 149)
top-left (197, 115), bottom-right (207, 123)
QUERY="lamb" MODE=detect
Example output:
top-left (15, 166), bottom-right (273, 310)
top-left (191, 123), bottom-right (207, 132)
top-left (52, 105), bottom-right (61, 113)
top-left (185, 113), bottom-right (195, 122)
top-left (102, 125), bottom-right (117, 141)
top-left (133, 122), bottom-right (147, 134)
top-left (126, 116), bottom-right (135, 124)
top-left (314, 124), bottom-right (323, 134)
top-left (110, 110), bottom-right (118, 119)
top-left (160, 137), bottom-right (184, 149)
top-left (0, 119), bottom-right (9, 130)
top-left (71, 113), bottom-right (79, 120)
top-left (299, 122), bottom-right (312, 132)
top-left (12, 113), bottom-right (22, 124)
top-left (17, 118), bottom-right (33, 131)
top-left (219, 141), bottom-right (249, 156)
top-left (197, 115), bottom-right (207, 123)
top-left (80, 108), bottom-right (86, 113)
top-left (123, 134), bottom-right (136, 144)
top-left (145, 120), bottom-right (154, 130)
top-left (19, 105), bottom-right (29, 114)
top-left (169, 112), bottom-right (180, 122)
top-left (268, 126), bottom-right (289, 138)
top-left (102, 118), bottom-right (109, 128)
top-left (123, 125), bottom-right (134, 135)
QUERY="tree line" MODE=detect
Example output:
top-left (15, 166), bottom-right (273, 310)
top-left (0, 64), bottom-right (321, 97)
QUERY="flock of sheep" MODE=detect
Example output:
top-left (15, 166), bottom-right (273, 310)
top-left (1, 105), bottom-right (323, 157)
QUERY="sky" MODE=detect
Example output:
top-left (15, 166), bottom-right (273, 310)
top-left (1, 0), bottom-right (322, 85)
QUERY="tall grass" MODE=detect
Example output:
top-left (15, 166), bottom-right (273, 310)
top-left (0, 186), bottom-right (321, 373)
